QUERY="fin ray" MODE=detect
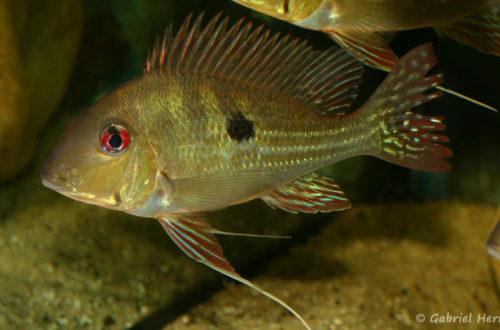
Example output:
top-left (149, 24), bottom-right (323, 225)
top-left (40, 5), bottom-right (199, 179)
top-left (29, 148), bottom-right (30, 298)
top-left (435, 7), bottom-right (500, 56)
top-left (162, 215), bottom-right (231, 269)
top-left (361, 43), bottom-right (452, 172)
top-left (261, 173), bottom-right (351, 214)
top-left (211, 230), bottom-right (290, 239)
top-left (145, 13), bottom-right (364, 116)
top-left (328, 30), bottom-right (398, 71)
top-left (159, 216), bottom-right (311, 329)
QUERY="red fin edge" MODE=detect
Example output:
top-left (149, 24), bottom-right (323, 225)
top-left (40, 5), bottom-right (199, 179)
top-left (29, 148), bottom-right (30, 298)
top-left (435, 7), bottom-right (500, 56)
top-left (262, 173), bottom-right (351, 213)
top-left (158, 216), bottom-right (312, 329)
top-left (361, 43), bottom-right (452, 173)
top-left (159, 215), bottom-right (236, 273)
top-left (328, 31), bottom-right (398, 71)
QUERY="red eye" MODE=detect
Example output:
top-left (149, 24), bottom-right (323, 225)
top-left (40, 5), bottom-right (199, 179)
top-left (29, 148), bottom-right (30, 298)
top-left (100, 124), bottom-right (130, 154)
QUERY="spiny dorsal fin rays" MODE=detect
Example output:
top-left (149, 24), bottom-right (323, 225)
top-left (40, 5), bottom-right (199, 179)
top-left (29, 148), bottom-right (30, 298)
top-left (203, 17), bottom-right (246, 73)
top-left (183, 13), bottom-right (219, 71)
top-left (144, 13), bottom-right (364, 116)
top-left (227, 24), bottom-right (268, 76)
top-left (177, 13), bottom-right (205, 70)
top-left (167, 13), bottom-right (194, 73)
top-left (258, 37), bottom-right (299, 86)
top-left (159, 25), bottom-right (173, 73)
top-left (214, 20), bottom-right (255, 76)
top-left (211, 18), bottom-right (249, 73)
top-left (144, 24), bottom-right (174, 74)
top-left (243, 32), bottom-right (283, 82)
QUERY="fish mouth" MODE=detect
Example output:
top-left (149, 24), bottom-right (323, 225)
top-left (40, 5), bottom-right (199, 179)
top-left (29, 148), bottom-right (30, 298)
top-left (41, 175), bottom-right (84, 201)
top-left (41, 175), bottom-right (72, 194)
top-left (41, 175), bottom-right (122, 208)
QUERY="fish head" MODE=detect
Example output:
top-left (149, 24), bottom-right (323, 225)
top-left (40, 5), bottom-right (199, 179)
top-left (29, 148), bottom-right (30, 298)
top-left (41, 82), bottom-right (157, 212)
top-left (233, 0), bottom-right (323, 23)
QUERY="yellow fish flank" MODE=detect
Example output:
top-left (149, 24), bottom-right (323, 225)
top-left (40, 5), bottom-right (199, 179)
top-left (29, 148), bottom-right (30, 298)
top-left (41, 13), bottom-right (452, 329)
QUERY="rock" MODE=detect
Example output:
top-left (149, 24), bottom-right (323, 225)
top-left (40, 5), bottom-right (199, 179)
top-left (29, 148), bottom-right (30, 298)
top-left (0, 0), bottom-right (83, 182)
top-left (165, 203), bottom-right (500, 329)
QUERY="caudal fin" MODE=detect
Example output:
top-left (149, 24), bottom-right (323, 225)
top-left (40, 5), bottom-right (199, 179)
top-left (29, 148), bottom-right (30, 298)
top-left (361, 43), bottom-right (452, 173)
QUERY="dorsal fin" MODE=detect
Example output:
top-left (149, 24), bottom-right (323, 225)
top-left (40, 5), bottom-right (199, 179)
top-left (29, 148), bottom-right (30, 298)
top-left (144, 13), bottom-right (365, 115)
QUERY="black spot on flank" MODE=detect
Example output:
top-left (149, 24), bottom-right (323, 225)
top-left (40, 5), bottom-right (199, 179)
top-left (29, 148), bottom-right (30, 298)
top-left (226, 111), bottom-right (255, 142)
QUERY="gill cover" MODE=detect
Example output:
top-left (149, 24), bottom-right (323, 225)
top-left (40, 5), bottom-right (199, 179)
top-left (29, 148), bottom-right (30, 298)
top-left (41, 87), bottom-right (157, 212)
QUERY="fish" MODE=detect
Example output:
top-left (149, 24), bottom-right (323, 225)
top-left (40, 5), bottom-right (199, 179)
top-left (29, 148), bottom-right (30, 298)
top-left (487, 217), bottom-right (500, 260)
top-left (232, 0), bottom-right (500, 69)
top-left (232, 0), bottom-right (500, 111)
top-left (41, 13), bottom-right (452, 329)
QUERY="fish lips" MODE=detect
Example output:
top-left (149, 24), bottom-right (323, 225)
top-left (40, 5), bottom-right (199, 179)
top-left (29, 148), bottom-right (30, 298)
top-left (40, 152), bottom-right (123, 208)
top-left (41, 175), bottom-right (67, 193)
top-left (41, 172), bottom-right (122, 208)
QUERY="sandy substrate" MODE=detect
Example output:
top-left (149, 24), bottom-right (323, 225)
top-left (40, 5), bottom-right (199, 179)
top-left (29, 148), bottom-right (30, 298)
top-left (0, 175), bottom-right (314, 329)
top-left (1, 168), bottom-right (499, 329)
top-left (165, 203), bottom-right (500, 330)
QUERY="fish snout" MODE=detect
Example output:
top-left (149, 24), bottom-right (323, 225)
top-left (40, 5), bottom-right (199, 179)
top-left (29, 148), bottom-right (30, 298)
top-left (40, 167), bottom-right (72, 194)
top-left (41, 154), bottom-right (64, 189)
top-left (41, 175), bottom-right (66, 191)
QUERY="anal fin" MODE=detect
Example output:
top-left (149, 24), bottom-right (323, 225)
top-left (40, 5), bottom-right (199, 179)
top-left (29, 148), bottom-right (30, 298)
top-left (434, 7), bottom-right (500, 56)
top-left (261, 173), bottom-right (351, 214)
top-left (158, 215), bottom-right (311, 329)
top-left (327, 30), bottom-right (398, 71)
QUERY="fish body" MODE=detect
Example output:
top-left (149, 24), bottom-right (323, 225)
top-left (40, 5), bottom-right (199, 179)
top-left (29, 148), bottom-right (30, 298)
top-left (237, 0), bottom-right (489, 31)
top-left (41, 14), bottom-right (452, 329)
top-left (487, 217), bottom-right (500, 260)
top-left (233, 0), bottom-right (500, 70)
top-left (125, 73), bottom-right (368, 216)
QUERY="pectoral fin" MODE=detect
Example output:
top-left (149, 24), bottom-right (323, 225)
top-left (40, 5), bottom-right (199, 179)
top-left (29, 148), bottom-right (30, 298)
top-left (158, 215), bottom-right (311, 329)
top-left (434, 7), bottom-right (500, 56)
top-left (261, 173), bottom-right (351, 214)
top-left (327, 30), bottom-right (397, 71)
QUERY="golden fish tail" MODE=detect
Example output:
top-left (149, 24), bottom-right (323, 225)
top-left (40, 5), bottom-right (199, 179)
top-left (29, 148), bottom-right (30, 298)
top-left (354, 43), bottom-right (452, 173)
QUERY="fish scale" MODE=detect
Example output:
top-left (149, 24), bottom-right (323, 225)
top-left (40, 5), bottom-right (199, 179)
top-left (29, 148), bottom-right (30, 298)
top-left (41, 14), bottom-right (453, 330)
top-left (158, 76), bottom-right (359, 179)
